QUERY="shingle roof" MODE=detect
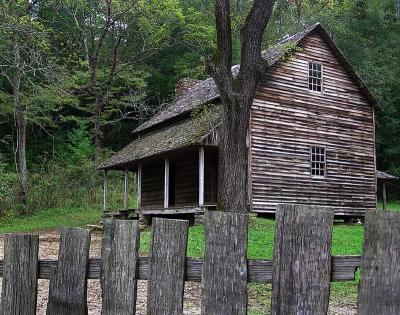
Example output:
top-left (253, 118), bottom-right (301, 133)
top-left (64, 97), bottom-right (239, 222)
top-left (98, 106), bottom-right (222, 170)
top-left (134, 22), bottom-right (379, 135)
top-left (134, 23), bottom-right (322, 134)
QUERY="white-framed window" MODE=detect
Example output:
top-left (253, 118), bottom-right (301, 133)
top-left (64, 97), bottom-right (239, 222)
top-left (311, 146), bottom-right (326, 178)
top-left (308, 62), bottom-right (323, 92)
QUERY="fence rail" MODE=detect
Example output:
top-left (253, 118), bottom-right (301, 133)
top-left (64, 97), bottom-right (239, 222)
top-left (0, 204), bottom-right (399, 315)
top-left (0, 255), bottom-right (361, 283)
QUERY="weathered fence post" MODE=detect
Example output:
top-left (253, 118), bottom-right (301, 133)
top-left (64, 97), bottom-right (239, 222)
top-left (0, 234), bottom-right (39, 315)
top-left (46, 227), bottom-right (91, 315)
top-left (358, 210), bottom-right (400, 314)
top-left (271, 204), bottom-right (334, 315)
top-left (147, 218), bottom-right (189, 315)
top-left (201, 211), bottom-right (248, 315)
top-left (101, 219), bottom-right (140, 315)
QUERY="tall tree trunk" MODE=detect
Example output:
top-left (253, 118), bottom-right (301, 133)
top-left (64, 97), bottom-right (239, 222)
top-left (218, 97), bottom-right (251, 212)
top-left (13, 38), bottom-right (28, 212)
top-left (89, 53), bottom-right (102, 163)
top-left (92, 39), bottom-right (120, 163)
top-left (210, 0), bottom-right (275, 213)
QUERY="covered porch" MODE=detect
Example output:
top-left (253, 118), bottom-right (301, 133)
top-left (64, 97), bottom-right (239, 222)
top-left (102, 147), bottom-right (218, 220)
top-left (139, 147), bottom-right (217, 214)
top-left (98, 105), bottom-right (222, 220)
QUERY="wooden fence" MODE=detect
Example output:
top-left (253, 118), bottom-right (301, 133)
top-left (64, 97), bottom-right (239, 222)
top-left (0, 204), bottom-right (399, 314)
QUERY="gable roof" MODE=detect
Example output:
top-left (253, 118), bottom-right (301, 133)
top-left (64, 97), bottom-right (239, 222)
top-left (134, 22), bottom-right (379, 135)
top-left (98, 106), bottom-right (222, 170)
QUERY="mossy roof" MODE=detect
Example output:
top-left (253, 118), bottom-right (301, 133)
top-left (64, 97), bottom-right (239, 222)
top-left (98, 106), bottom-right (222, 170)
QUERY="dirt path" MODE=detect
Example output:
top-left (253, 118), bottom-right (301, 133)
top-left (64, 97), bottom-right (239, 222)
top-left (0, 230), bottom-right (356, 314)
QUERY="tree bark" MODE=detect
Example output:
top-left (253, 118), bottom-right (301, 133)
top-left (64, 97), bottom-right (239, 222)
top-left (12, 38), bottom-right (28, 211)
top-left (210, 0), bottom-right (275, 213)
top-left (217, 97), bottom-right (251, 212)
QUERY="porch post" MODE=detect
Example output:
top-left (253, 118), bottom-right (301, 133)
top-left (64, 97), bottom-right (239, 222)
top-left (199, 147), bottom-right (205, 207)
top-left (103, 170), bottom-right (108, 211)
top-left (124, 168), bottom-right (129, 209)
top-left (164, 157), bottom-right (169, 208)
top-left (137, 164), bottom-right (142, 209)
top-left (382, 182), bottom-right (387, 210)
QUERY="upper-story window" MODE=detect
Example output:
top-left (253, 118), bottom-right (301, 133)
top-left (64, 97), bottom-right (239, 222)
top-left (308, 62), bottom-right (322, 92)
top-left (311, 146), bottom-right (326, 178)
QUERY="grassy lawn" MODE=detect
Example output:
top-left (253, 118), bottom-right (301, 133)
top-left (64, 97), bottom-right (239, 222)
top-left (377, 200), bottom-right (400, 211)
top-left (0, 207), bottom-right (102, 233)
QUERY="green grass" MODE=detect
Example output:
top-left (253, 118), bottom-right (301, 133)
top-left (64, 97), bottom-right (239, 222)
top-left (377, 200), bottom-right (400, 211)
top-left (0, 207), bottom-right (102, 233)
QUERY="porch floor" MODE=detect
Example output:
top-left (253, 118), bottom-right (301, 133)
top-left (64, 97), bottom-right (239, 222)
top-left (140, 205), bottom-right (216, 215)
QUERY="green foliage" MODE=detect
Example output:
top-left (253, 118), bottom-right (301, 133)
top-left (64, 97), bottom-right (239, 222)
top-left (278, 42), bottom-right (304, 62)
top-left (65, 122), bottom-right (94, 166)
top-left (0, 154), bottom-right (19, 216)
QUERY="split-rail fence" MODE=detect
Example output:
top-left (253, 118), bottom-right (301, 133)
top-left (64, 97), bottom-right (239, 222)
top-left (0, 204), bottom-right (399, 314)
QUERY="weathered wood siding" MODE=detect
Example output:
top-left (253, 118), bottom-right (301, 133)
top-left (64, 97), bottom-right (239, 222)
top-left (250, 33), bottom-right (376, 216)
top-left (173, 152), bottom-right (199, 206)
top-left (204, 150), bottom-right (218, 204)
top-left (141, 160), bottom-right (164, 208)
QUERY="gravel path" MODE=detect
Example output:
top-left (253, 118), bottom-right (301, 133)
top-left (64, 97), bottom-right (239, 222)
top-left (0, 230), bottom-right (356, 314)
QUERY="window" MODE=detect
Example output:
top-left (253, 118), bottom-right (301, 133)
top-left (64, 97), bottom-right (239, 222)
top-left (311, 146), bottom-right (326, 177)
top-left (308, 62), bottom-right (322, 92)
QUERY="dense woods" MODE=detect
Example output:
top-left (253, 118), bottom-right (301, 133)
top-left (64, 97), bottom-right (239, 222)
top-left (0, 0), bottom-right (399, 216)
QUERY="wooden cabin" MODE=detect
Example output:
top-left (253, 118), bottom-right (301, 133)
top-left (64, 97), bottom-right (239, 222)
top-left (99, 23), bottom-right (380, 220)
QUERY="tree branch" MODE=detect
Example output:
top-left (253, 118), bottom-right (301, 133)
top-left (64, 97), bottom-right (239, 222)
top-left (238, 0), bottom-right (275, 93)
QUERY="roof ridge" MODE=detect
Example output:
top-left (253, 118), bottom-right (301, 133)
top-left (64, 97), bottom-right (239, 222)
top-left (133, 22), bottom-right (378, 135)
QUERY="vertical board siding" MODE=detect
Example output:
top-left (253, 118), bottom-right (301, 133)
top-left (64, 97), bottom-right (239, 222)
top-left (251, 34), bottom-right (376, 216)
top-left (173, 152), bottom-right (199, 206)
top-left (201, 211), bottom-right (248, 315)
top-left (101, 220), bottom-right (140, 315)
top-left (271, 204), bottom-right (334, 314)
top-left (46, 227), bottom-right (91, 315)
top-left (357, 211), bottom-right (400, 314)
top-left (141, 160), bottom-right (164, 208)
top-left (204, 150), bottom-right (218, 204)
top-left (0, 234), bottom-right (39, 315)
top-left (147, 218), bottom-right (189, 314)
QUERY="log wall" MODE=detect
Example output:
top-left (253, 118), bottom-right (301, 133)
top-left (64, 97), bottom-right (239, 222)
top-left (250, 33), bottom-right (376, 216)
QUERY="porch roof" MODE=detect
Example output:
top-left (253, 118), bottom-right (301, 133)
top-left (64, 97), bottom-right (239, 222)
top-left (98, 106), bottom-right (222, 170)
top-left (377, 170), bottom-right (398, 181)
